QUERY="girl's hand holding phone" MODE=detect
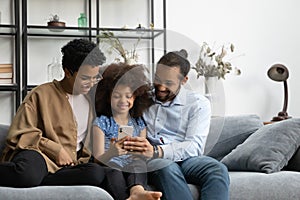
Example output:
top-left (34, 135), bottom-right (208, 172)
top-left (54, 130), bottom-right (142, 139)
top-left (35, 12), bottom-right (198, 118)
top-left (108, 136), bottom-right (128, 156)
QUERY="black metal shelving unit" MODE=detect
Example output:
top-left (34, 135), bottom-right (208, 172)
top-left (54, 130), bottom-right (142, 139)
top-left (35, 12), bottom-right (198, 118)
top-left (22, 0), bottom-right (166, 97)
top-left (0, 0), bottom-right (21, 114)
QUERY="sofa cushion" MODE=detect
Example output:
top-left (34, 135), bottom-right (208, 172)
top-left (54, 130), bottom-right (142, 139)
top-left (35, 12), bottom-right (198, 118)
top-left (221, 118), bottom-right (300, 173)
top-left (0, 124), bottom-right (9, 155)
top-left (0, 186), bottom-right (114, 200)
top-left (285, 148), bottom-right (300, 171)
top-left (229, 171), bottom-right (300, 200)
top-left (204, 114), bottom-right (263, 160)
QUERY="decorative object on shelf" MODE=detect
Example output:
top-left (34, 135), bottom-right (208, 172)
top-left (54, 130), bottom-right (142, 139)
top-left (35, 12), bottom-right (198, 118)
top-left (136, 23), bottom-right (145, 34)
top-left (47, 58), bottom-right (64, 82)
top-left (193, 42), bottom-right (241, 80)
top-left (77, 13), bottom-right (87, 27)
top-left (47, 14), bottom-right (65, 32)
top-left (149, 23), bottom-right (154, 30)
top-left (98, 30), bottom-right (141, 65)
top-left (121, 24), bottom-right (129, 29)
top-left (136, 23), bottom-right (145, 30)
top-left (267, 63), bottom-right (291, 121)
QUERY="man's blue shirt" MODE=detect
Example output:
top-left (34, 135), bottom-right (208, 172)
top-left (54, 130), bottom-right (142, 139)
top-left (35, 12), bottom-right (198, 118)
top-left (143, 86), bottom-right (211, 161)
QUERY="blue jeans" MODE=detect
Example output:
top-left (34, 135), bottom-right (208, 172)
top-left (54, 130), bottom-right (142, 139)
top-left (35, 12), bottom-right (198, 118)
top-left (148, 156), bottom-right (229, 200)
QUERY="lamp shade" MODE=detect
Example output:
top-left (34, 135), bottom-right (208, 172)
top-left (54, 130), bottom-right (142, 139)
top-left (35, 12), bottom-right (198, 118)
top-left (267, 64), bottom-right (289, 82)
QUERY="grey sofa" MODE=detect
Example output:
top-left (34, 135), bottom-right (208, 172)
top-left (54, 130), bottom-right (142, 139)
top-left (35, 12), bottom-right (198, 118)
top-left (1, 114), bottom-right (300, 200)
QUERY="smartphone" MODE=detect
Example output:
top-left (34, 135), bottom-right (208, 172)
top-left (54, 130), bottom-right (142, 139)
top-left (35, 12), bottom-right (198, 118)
top-left (118, 125), bottom-right (134, 140)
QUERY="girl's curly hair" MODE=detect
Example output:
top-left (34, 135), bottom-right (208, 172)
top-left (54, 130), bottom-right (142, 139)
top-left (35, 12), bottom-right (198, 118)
top-left (95, 63), bottom-right (154, 118)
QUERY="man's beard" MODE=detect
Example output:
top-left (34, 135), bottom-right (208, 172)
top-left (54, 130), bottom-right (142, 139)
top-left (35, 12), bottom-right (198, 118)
top-left (154, 85), bottom-right (178, 103)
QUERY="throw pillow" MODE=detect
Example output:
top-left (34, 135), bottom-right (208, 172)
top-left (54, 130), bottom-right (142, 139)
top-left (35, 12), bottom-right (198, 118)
top-left (221, 118), bottom-right (300, 173)
top-left (204, 114), bottom-right (263, 160)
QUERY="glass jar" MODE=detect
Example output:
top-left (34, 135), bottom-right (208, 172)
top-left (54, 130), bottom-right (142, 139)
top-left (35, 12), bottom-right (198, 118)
top-left (78, 13), bottom-right (87, 27)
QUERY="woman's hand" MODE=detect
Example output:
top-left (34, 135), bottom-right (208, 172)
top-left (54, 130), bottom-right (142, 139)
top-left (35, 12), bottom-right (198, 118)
top-left (123, 137), bottom-right (154, 159)
top-left (56, 147), bottom-right (74, 166)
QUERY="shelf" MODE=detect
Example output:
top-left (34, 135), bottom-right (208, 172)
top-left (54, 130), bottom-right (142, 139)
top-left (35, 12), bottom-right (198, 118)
top-left (26, 25), bottom-right (165, 39)
top-left (22, 0), bottom-right (166, 99)
top-left (26, 85), bottom-right (37, 91)
top-left (0, 84), bottom-right (19, 91)
top-left (97, 28), bottom-right (165, 39)
top-left (0, 25), bottom-right (18, 35)
top-left (26, 25), bottom-right (91, 38)
top-left (0, 0), bottom-right (20, 117)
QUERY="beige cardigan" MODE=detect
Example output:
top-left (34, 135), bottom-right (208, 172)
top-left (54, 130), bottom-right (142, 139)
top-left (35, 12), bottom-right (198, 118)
top-left (1, 80), bottom-right (94, 173)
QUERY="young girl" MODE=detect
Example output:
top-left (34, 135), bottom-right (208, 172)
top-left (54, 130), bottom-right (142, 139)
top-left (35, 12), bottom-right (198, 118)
top-left (93, 63), bottom-right (161, 200)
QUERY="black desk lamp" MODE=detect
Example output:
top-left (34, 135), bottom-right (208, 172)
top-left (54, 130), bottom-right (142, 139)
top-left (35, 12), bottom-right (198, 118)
top-left (267, 64), bottom-right (291, 121)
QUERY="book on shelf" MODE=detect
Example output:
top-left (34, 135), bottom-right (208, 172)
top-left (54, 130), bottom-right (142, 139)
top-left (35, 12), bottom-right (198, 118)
top-left (0, 78), bottom-right (13, 84)
top-left (0, 64), bottom-right (13, 79)
top-left (0, 63), bottom-right (13, 69)
top-left (0, 72), bottom-right (12, 78)
top-left (0, 67), bottom-right (13, 72)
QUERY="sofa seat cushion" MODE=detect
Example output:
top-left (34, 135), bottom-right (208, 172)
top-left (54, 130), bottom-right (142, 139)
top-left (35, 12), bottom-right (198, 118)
top-left (0, 186), bottom-right (113, 200)
top-left (229, 171), bottom-right (300, 200)
top-left (155, 171), bottom-right (300, 200)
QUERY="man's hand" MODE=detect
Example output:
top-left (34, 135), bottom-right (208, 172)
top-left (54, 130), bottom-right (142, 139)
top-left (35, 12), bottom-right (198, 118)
top-left (56, 147), bottom-right (74, 166)
top-left (124, 137), bottom-right (154, 159)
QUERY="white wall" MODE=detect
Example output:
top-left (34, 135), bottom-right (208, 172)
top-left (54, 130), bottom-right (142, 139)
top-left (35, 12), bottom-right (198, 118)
top-left (1, 0), bottom-right (299, 124)
top-left (166, 0), bottom-right (300, 121)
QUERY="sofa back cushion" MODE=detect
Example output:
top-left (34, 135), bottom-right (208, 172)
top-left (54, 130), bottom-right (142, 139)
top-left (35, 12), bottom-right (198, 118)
top-left (0, 124), bottom-right (9, 155)
top-left (204, 114), bottom-right (263, 160)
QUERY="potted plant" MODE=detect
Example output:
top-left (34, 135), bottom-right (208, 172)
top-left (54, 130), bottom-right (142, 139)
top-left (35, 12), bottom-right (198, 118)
top-left (47, 14), bottom-right (65, 27)
top-left (98, 30), bottom-right (140, 65)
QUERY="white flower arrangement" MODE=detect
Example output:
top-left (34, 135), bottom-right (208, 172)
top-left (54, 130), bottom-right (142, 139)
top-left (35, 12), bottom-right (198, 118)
top-left (193, 42), bottom-right (241, 79)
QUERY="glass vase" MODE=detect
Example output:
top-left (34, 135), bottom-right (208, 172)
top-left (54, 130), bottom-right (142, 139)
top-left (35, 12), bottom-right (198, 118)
top-left (47, 57), bottom-right (64, 82)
